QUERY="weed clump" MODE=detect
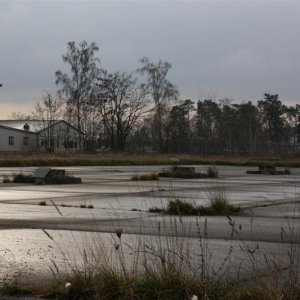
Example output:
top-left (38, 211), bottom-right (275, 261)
top-left (166, 199), bottom-right (199, 215)
top-left (159, 166), bottom-right (206, 179)
top-left (131, 173), bottom-right (159, 181)
top-left (149, 207), bottom-right (164, 213)
top-left (2, 175), bottom-right (11, 183)
top-left (79, 204), bottom-right (94, 209)
top-left (150, 198), bottom-right (240, 216)
top-left (168, 168), bottom-right (195, 178)
top-left (35, 178), bottom-right (45, 185)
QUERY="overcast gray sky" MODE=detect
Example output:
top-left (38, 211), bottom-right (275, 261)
top-left (0, 0), bottom-right (299, 117)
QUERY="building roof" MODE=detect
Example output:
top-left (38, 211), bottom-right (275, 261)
top-left (0, 124), bottom-right (38, 135)
top-left (0, 120), bottom-right (83, 134)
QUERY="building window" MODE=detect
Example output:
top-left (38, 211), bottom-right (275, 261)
top-left (23, 137), bottom-right (29, 145)
top-left (8, 136), bottom-right (14, 145)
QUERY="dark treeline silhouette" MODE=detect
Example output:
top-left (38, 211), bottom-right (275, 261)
top-left (32, 41), bottom-right (300, 155)
top-left (128, 94), bottom-right (300, 156)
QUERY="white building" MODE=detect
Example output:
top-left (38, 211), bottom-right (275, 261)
top-left (0, 120), bottom-right (83, 152)
top-left (0, 124), bottom-right (37, 152)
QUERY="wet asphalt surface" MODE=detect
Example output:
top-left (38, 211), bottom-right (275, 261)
top-left (0, 165), bottom-right (298, 287)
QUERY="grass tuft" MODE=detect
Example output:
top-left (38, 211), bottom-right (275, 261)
top-left (166, 199), bottom-right (198, 215)
top-left (209, 197), bottom-right (238, 214)
top-left (206, 165), bottom-right (219, 178)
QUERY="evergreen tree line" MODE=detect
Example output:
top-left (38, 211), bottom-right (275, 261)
top-left (130, 94), bottom-right (300, 155)
top-left (31, 41), bottom-right (300, 155)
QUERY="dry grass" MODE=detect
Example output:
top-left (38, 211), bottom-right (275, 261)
top-left (44, 219), bottom-right (228, 300)
top-left (0, 152), bottom-right (298, 167)
top-left (42, 214), bottom-right (299, 300)
top-left (0, 213), bottom-right (298, 300)
top-left (224, 213), bottom-right (300, 300)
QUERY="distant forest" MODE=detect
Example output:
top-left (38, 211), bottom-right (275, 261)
top-left (11, 41), bottom-right (300, 155)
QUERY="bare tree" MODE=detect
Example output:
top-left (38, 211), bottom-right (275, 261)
top-left (8, 112), bottom-right (35, 120)
top-left (138, 57), bottom-right (179, 152)
top-left (95, 71), bottom-right (149, 151)
top-left (55, 41), bottom-right (101, 150)
top-left (33, 92), bottom-right (62, 152)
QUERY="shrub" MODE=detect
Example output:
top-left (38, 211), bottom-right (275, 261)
top-left (38, 201), bottom-right (47, 206)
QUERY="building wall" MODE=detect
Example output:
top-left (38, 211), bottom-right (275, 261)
top-left (38, 121), bottom-right (83, 152)
top-left (0, 127), bottom-right (37, 152)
